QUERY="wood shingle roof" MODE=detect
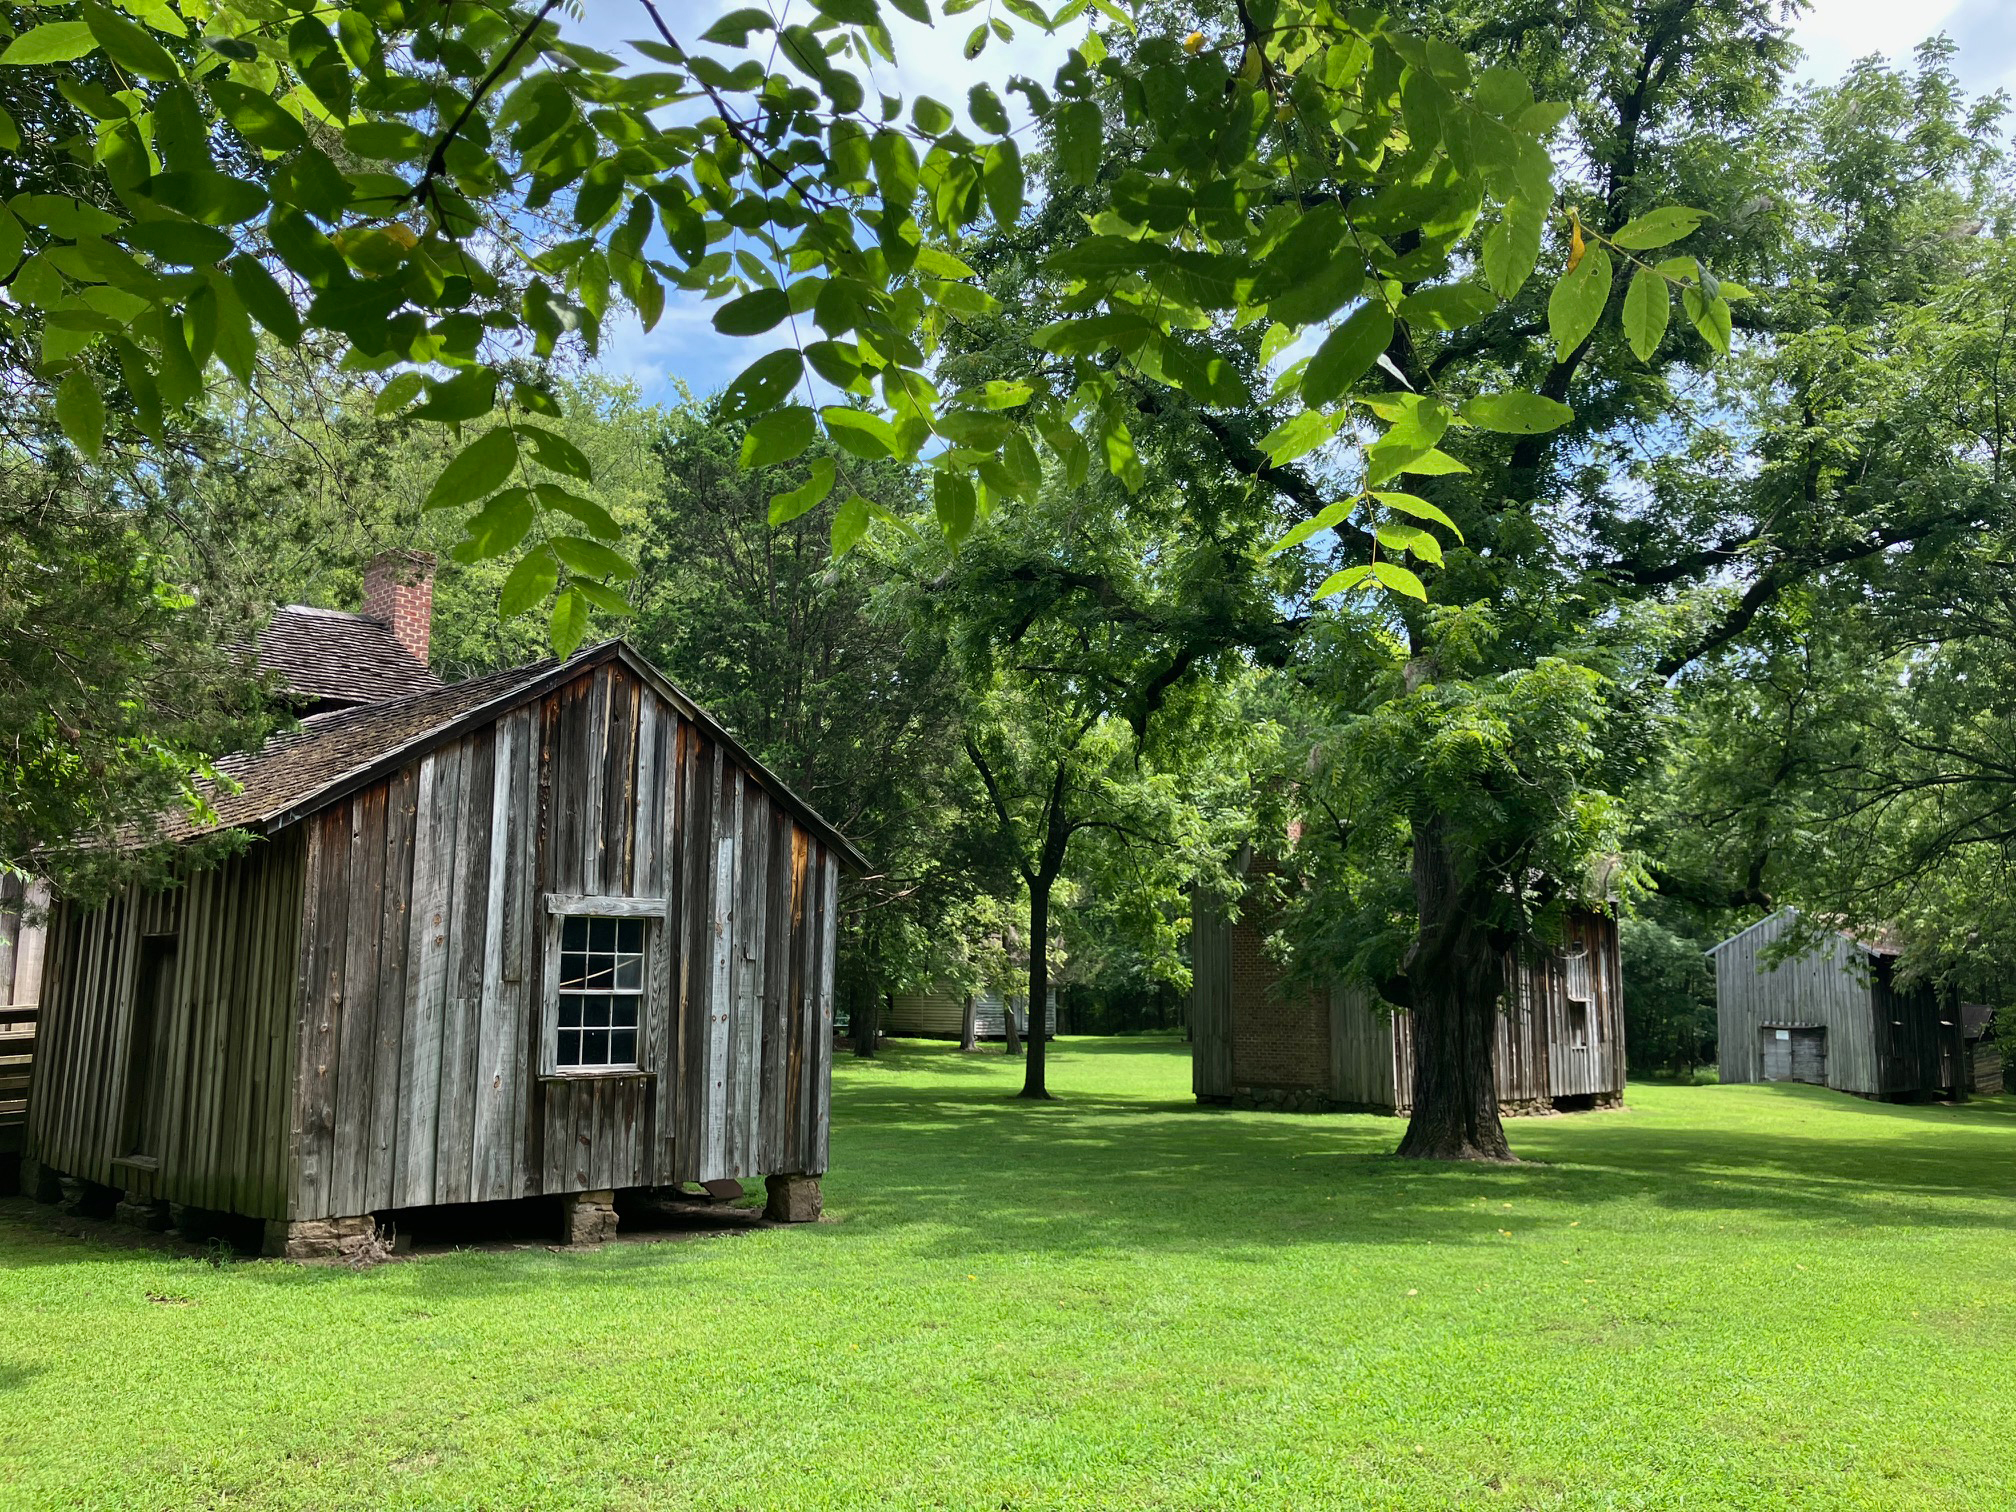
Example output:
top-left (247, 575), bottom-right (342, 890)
top-left (257, 605), bottom-right (442, 707)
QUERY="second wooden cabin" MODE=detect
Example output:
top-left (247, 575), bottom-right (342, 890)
top-left (24, 555), bottom-right (862, 1254)
top-left (1190, 872), bottom-right (1626, 1115)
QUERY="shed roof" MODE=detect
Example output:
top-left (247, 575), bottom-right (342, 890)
top-left (173, 640), bottom-right (868, 872)
top-left (1708, 906), bottom-right (1907, 960)
top-left (257, 604), bottom-right (442, 706)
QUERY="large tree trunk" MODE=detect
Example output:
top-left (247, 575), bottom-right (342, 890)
top-left (1395, 818), bottom-right (1514, 1161)
top-left (1020, 876), bottom-right (1052, 1098)
top-left (959, 993), bottom-right (978, 1051)
top-left (850, 981), bottom-right (882, 1058)
top-left (1000, 992), bottom-right (1021, 1056)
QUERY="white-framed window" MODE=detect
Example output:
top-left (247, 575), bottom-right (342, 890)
top-left (542, 896), bottom-right (662, 1076)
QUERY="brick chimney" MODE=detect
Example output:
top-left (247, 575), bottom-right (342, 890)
top-left (362, 549), bottom-right (434, 666)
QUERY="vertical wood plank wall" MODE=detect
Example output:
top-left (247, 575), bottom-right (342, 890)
top-left (289, 661), bottom-right (837, 1219)
top-left (1, 874), bottom-right (50, 1131)
top-left (1713, 910), bottom-right (1940, 1096)
top-left (26, 836), bottom-right (306, 1217)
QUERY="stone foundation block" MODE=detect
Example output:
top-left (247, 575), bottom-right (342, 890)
top-left (263, 1215), bottom-right (379, 1261)
top-left (562, 1189), bottom-right (619, 1245)
top-left (764, 1173), bottom-right (822, 1224)
top-left (61, 1177), bottom-right (119, 1218)
top-left (21, 1156), bottom-right (61, 1204)
top-left (114, 1196), bottom-right (173, 1232)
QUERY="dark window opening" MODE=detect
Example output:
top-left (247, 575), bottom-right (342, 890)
top-left (556, 916), bottom-right (644, 1070)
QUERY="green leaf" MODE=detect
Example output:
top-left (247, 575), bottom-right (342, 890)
top-left (870, 130), bottom-right (919, 205)
top-left (1376, 522), bottom-right (1443, 566)
top-left (1267, 499), bottom-right (1354, 557)
top-left (425, 428), bottom-right (520, 510)
top-left (720, 349), bottom-right (803, 420)
top-left (550, 586), bottom-right (591, 657)
top-left (1393, 449), bottom-right (1470, 477)
top-left (1622, 265), bottom-right (1670, 362)
top-left (933, 470), bottom-right (977, 539)
top-left (1313, 565), bottom-right (1374, 599)
top-left (207, 81), bottom-right (307, 152)
top-left (514, 422), bottom-right (593, 480)
top-left (56, 368), bottom-right (104, 458)
top-left (147, 170), bottom-right (267, 225)
top-left (551, 535), bottom-right (635, 581)
top-left (1302, 303), bottom-right (1394, 406)
top-left (1458, 392), bottom-right (1573, 435)
top-left (83, 1), bottom-right (178, 79)
top-left (1371, 561), bottom-right (1429, 600)
top-left (715, 287), bottom-right (792, 336)
top-left (1682, 285), bottom-right (1732, 354)
top-left (1370, 491), bottom-right (1464, 540)
top-left (126, 218), bottom-right (233, 265)
top-left (740, 405), bottom-right (818, 468)
top-left (412, 366), bottom-right (497, 423)
top-left (1258, 409), bottom-right (1341, 467)
top-left (979, 379), bottom-right (1035, 410)
top-left (1, 22), bottom-right (97, 64)
top-left (373, 370), bottom-right (424, 416)
top-left (831, 494), bottom-right (871, 556)
top-left (1547, 246), bottom-right (1612, 359)
top-left (228, 254), bottom-right (302, 343)
top-left (982, 138), bottom-right (1024, 224)
top-left (535, 484), bottom-right (620, 540)
top-left (702, 8), bottom-right (776, 45)
top-left (1611, 206), bottom-right (1705, 250)
top-left (1399, 281), bottom-right (1496, 332)
top-left (1482, 198), bottom-right (1545, 299)
top-left (770, 457), bottom-right (836, 525)
top-left (822, 406), bottom-right (900, 459)
top-left (500, 548), bottom-right (559, 617)
top-left (455, 488), bottom-right (535, 560)
top-left (1055, 99), bottom-right (1101, 187)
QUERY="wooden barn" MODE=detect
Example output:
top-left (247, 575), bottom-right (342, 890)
top-left (1712, 908), bottom-right (1983, 1100)
top-left (884, 983), bottom-right (1056, 1042)
top-left (1190, 880), bottom-right (1626, 1115)
top-left (23, 555), bottom-right (862, 1255)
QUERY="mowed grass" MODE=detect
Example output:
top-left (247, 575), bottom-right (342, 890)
top-left (5, 1038), bottom-right (2016, 1510)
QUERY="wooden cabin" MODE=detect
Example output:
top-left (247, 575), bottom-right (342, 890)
top-left (885, 984), bottom-right (1056, 1042)
top-left (1712, 908), bottom-right (1979, 1100)
top-left (1190, 884), bottom-right (1626, 1115)
top-left (25, 555), bottom-right (862, 1255)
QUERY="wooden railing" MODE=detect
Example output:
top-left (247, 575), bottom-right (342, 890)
top-left (0, 1001), bottom-right (35, 1128)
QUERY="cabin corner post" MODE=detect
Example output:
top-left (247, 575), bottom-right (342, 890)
top-left (763, 1171), bottom-right (821, 1222)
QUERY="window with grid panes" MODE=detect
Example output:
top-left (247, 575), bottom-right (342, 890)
top-left (556, 915), bottom-right (644, 1070)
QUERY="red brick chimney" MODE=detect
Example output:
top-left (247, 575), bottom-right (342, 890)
top-left (362, 549), bottom-right (434, 666)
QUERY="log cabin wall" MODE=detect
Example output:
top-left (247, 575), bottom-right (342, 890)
top-left (287, 658), bottom-right (839, 1222)
top-left (27, 837), bottom-right (306, 1218)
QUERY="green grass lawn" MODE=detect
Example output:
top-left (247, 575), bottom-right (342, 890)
top-left (5, 1036), bottom-right (2016, 1509)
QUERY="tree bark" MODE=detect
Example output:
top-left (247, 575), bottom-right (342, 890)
top-left (959, 992), bottom-right (978, 1052)
top-left (1000, 991), bottom-right (1021, 1056)
top-left (1020, 874), bottom-right (1052, 1098)
top-left (1395, 817), bottom-right (1515, 1161)
top-left (850, 981), bottom-right (882, 1058)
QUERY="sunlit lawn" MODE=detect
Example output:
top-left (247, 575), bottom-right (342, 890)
top-left (4, 1034), bottom-right (2015, 1509)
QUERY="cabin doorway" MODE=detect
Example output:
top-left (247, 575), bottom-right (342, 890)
top-left (120, 935), bottom-right (177, 1160)
top-left (1762, 1025), bottom-right (1826, 1085)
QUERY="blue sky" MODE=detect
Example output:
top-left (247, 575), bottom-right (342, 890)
top-left (560, 1), bottom-right (2016, 411)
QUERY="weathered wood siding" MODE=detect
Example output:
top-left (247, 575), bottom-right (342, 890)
top-left (1, 874), bottom-right (50, 1132)
top-left (886, 986), bottom-right (1054, 1040)
top-left (1712, 909), bottom-right (1943, 1097)
top-left (26, 837), bottom-right (306, 1217)
top-left (288, 659), bottom-right (838, 1219)
top-left (1188, 890), bottom-right (1236, 1099)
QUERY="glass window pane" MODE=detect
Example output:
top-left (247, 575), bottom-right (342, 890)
top-left (590, 917), bottom-right (614, 953)
top-left (611, 1030), bottom-right (637, 1066)
top-left (615, 953), bottom-right (643, 991)
top-left (559, 998), bottom-right (582, 1029)
top-left (582, 959), bottom-right (614, 991)
top-left (612, 996), bottom-right (639, 1031)
top-left (617, 919), bottom-right (644, 954)
top-left (557, 1029), bottom-right (582, 1067)
top-left (563, 916), bottom-right (587, 952)
top-left (582, 1028), bottom-right (609, 1065)
top-left (587, 994), bottom-right (613, 1028)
